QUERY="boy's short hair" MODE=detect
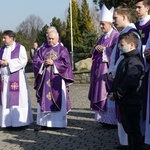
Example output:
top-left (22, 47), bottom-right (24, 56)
top-left (119, 32), bottom-right (139, 48)
top-left (134, 0), bottom-right (150, 6)
top-left (114, 4), bottom-right (132, 22)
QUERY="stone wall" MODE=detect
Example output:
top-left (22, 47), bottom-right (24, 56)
top-left (26, 71), bottom-right (91, 84)
top-left (73, 71), bottom-right (90, 84)
top-left (26, 58), bottom-right (91, 84)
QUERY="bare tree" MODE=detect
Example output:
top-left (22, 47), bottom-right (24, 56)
top-left (16, 14), bottom-right (44, 45)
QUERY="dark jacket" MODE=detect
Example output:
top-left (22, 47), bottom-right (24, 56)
top-left (113, 49), bottom-right (145, 106)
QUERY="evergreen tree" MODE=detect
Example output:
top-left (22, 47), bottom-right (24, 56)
top-left (16, 31), bottom-right (31, 51)
top-left (36, 18), bottom-right (67, 47)
top-left (60, 21), bottom-right (68, 47)
top-left (93, 0), bottom-right (138, 25)
top-left (66, 0), bottom-right (82, 48)
top-left (80, 0), bottom-right (94, 33)
top-left (50, 17), bottom-right (67, 47)
top-left (36, 25), bottom-right (48, 47)
top-left (0, 31), bottom-right (3, 47)
top-left (76, 0), bottom-right (97, 61)
top-left (66, 0), bottom-right (98, 63)
top-left (93, 0), bottom-right (138, 9)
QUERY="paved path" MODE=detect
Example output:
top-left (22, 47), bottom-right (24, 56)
top-left (0, 73), bottom-right (149, 150)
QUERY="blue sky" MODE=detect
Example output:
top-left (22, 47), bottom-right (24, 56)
top-left (0, 0), bottom-right (94, 31)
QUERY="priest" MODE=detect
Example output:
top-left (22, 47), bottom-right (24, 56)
top-left (33, 29), bottom-right (74, 130)
top-left (88, 4), bottom-right (119, 127)
top-left (134, 0), bottom-right (150, 143)
top-left (0, 30), bottom-right (33, 128)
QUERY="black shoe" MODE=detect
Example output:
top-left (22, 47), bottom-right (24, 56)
top-left (101, 123), bottom-right (117, 129)
top-left (5, 126), bottom-right (28, 131)
top-left (34, 126), bottom-right (48, 131)
top-left (116, 144), bottom-right (128, 150)
top-left (34, 126), bottom-right (42, 131)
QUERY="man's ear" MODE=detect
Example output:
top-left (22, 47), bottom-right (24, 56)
top-left (146, 6), bottom-right (149, 13)
top-left (122, 15), bottom-right (126, 21)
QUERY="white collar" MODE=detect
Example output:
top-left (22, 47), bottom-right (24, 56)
top-left (50, 42), bottom-right (59, 47)
top-left (104, 28), bottom-right (113, 39)
top-left (120, 23), bottom-right (136, 34)
top-left (138, 15), bottom-right (150, 26)
top-left (6, 42), bottom-right (15, 51)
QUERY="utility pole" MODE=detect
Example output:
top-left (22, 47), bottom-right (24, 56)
top-left (70, 0), bottom-right (74, 70)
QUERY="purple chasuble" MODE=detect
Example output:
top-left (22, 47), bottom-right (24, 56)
top-left (135, 20), bottom-right (150, 122)
top-left (40, 64), bottom-right (62, 112)
top-left (0, 42), bottom-right (20, 106)
top-left (88, 29), bottom-right (119, 111)
top-left (33, 42), bottom-right (74, 112)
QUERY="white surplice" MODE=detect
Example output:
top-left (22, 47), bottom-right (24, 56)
top-left (0, 42), bottom-right (33, 127)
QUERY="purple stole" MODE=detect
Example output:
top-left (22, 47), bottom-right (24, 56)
top-left (135, 20), bottom-right (150, 45)
top-left (0, 42), bottom-right (20, 106)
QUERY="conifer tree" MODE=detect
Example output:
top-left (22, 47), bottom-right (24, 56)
top-left (36, 25), bottom-right (48, 46)
top-left (0, 31), bottom-right (3, 47)
top-left (66, 0), bottom-right (82, 47)
top-left (93, 0), bottom-right (138, 25)
top-left (80, 0), bottom-right (94, 33)
top-left (66, 0), bottom-right (98, 62)
top-left (93, 0), bottom-right (138, 9)
top-left (50, 17), bottom-right (67, 46)
top-left (77, 0), bottom-right (97, 60)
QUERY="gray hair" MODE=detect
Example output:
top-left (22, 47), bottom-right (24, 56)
top-left (46, 26), bottom-right (59, 37)
top-left (47, 29), bottom-right (59, 38)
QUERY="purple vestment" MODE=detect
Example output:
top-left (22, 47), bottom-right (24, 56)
top-left (0, 43), bottom-right (20, 106)
top-left (135, 20), bottom-right (150, 121)
top-left (88, 29), bottom-right (119, 111)
top-left (135, 20), bottom-right (150, 45)
top-left (33, 42), bottom-right (74, 112)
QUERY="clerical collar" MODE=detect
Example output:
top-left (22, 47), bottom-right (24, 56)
top-left (104, 28), bottom-right (113, 39)
top-left (6, 42), bottom-right (15, 49)
top-left (51, 42), bottom-right (59, 47)
top-left (138, 15), bottom-right (150, 26)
